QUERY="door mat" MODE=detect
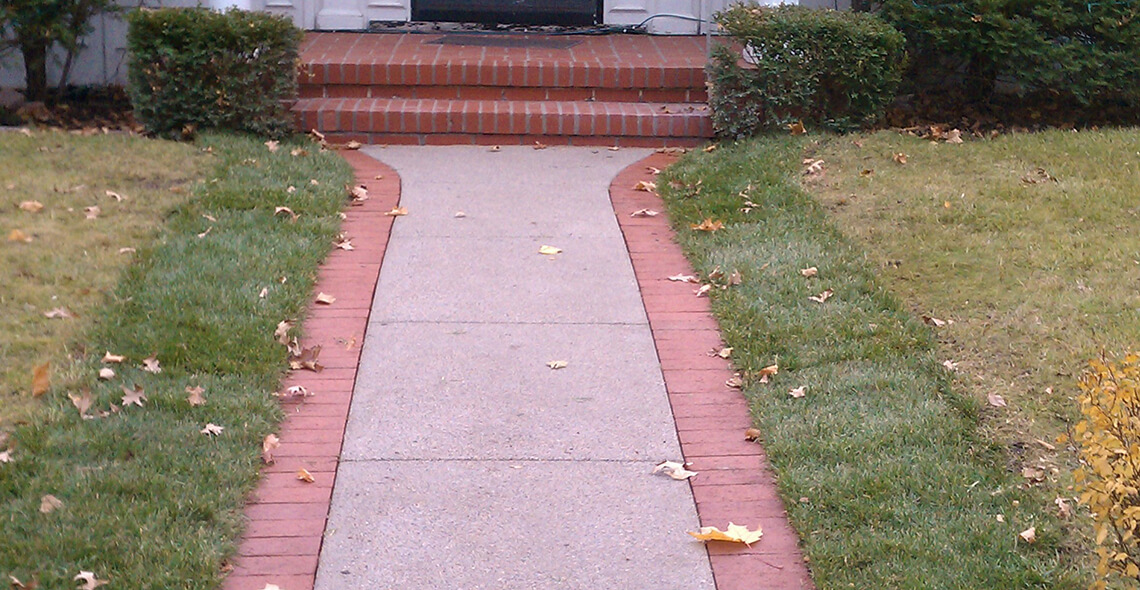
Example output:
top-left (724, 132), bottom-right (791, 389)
top-left (426, 34), bottom-right (582, 49)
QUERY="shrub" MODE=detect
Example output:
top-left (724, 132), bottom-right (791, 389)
top-left (126, 8), bottom-right (302, 139)
top-left (1075, 354), bottom-right (1140, 588)
top-left (708, 4), bottom-right (906, 137)
top-left (1, 0), bottom-right (118, 101)
top-left (877, 0), bottom-right (1140, 110)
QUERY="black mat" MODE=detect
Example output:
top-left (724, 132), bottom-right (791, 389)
top-left (426, 35), bottom-right (582, 49)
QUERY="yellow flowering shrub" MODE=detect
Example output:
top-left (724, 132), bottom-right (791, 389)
top-left (1075, 354), bottom-right (1140, 588)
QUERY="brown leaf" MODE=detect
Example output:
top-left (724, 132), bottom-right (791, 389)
top-left (383, 206), bottom-right (408, 217)
top-left (702, 144), bottom-right (718, 153)
top-left (349, 185), bottom-right (369, 202)
top-left (533, 141), bottom-right (548, 150)
top-left (646, 166), bottom-right (661, 175)
top-left (859, 169), bottom-right (874, 177)
top-left (1022, 466), bottom-right (1046, 483)
top-left (489, 145), bottom-right (501, 152)
top-left (121, 384), bottom-right (146, 408)
top-left (922, 315), bottom-right (947, 327)
top-left (546, 360), bottom-right (568, 370)
top-left (1018, 527), bottom-right (1036, 544)
top-left (8, 574), bottom-right (35, 589)
top-left (297, 469), bottom-right (315, 483)
top-left (104, 190), bottom-right (125, 202)
top-left (197, 227), bottom-right (212, 239)
top-left (727, 270), bottom-right (743, 286)
top-left (274, 206), bottom-right (299, 222)
top-left (808, 289), bottom-right (834, 303)
top-left (788, 386), bottom-right (807, 398)
top-left (800, 267), bottom-right (818, 278)
top-left (262, 434), bottom-right (280, 464)
top-left (942, 360), bottom-right (958, 371)
top-left (101, 352), bottom-right (125, 364)
top-left (1054, 497), bottom-right (1072, 519)
top-left (0, 450), bottom-right (12, 464)
top-left (787, 121), bottom-right (806, 135)
top-left (725, 374), bottom-right (744, 389)
top-left (186, 386), bottom-right (206, 407)
top-left (690, 218), bottom-right (724, 232)
top-left (97, 367), bottom-right (115, 381)
top-left (200, 423), bottom-right (224, 436)
top-left (668, 274), bottom-right (699, 283)
top-left (84, 206), bottom-right (100, 220)
top-left (8, 229), bottom-right (33, 243)
top-left (39, 494), bottom-right (63, 514)
top-left (315, 292), bottom-right (336, 305)
top-left (68, 391), bottom-right (93, 418)
top-left (288, 345), bottom-right (324, 372)
top-left (709, 347), bottom-right (733, 359)
top-left (892, 152), bottom-right (908, 165)
top-left (43, 307), bottom-right (76, 319)
top-left (274, 320), bottom-right (294, 345)
top-left (758, 363), bottom-right (779, 384)
top-left (142, 354), bottom-right (162, 374)
top-left (802, 158), bottom-right (824, 176)
top-left (274, 385), bottom-right (312, 399)
top-left (73, 571), bottom-right (108, 590)
top-left (31, 362), bottom-right (50, 397)
top-left (633, 180), bottom-right (657, 192)
top-left (264, 140), bottom-right (279, 153)
top-left (334, 235), bottom-right (354, 250)
top-left (744, 427), bottom-right (762, 442)
top-left (291, 148), bottom-right (309, 157)
top-left (18, 200), bottom-right (44, 213)
top-left (694, 284), bottom-right (712, 297)
top-left (630, 208), bottom-right (659, 217)
top-left (987, 392), bottom-right (1007, 407)
top-left (653, 460), bottom-right (698, 480)
top-left (945, 129), bottom-right (964, 144)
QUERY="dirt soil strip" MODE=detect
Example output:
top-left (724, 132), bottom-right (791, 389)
top-left (610, 153), bottom-right (817, 590)
top-left (221, 150), bottom-right (400, 590)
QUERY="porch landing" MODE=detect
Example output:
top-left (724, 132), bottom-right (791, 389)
top-left (294, 32), bottom-right (714, 146)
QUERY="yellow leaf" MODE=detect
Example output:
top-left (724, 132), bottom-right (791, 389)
top-left (384, 206), bottom-right (408, 216)
top-left (538, 245), bottom-right (562, 255)
top-left (787, 121), bottom-right (806, 135)
top-left (689, 522), bottom-right (763, 545)
top-left (690, 218), bottom-right (724, 232)
top-left (32, 362), bottom-right (50, 397)
top-left (297, 469), bottom-right (315, 483)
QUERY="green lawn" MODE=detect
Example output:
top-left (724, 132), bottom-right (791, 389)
top-left (659, 134), bottom-right (1095, 588)
top-left (0, 131), bottom-right (353, 588)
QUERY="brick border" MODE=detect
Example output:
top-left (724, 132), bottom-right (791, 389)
top-left (221, 151), bottom-right (400, 590)
top-left (610, 154), bottom-right (816, 590)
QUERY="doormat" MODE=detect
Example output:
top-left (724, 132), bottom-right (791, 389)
top-left (426, 35), bottom-right (582, 49)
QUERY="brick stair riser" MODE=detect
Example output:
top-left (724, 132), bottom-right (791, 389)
top-left (314, 131), bottom-right (707, 148)
top-left (300, 62), bottom-right (704, 90)
top-left (300, 84), bottom-right (708, 104)
top-left (295, 100), bottom-right (711, 138)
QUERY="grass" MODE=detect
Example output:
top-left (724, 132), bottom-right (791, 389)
top-left (0, 131), bottom-right (353, 588)
top-left (659, 137), bottom-right (1085, 589)
top-left (0, 130), bottom-right (206, 428)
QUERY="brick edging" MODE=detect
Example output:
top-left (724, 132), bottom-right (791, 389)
top-left (221, 150), bottom-right (400, 590)
top-left (610, 154), bottom-right (816, 590)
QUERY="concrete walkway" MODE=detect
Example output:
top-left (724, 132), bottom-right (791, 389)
top-left (314, 146), bottom-right (716, 588)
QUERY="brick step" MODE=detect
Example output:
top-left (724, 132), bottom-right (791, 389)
top-left (294, 98), bottom-right (712, 140)
top-left (298, 61), bottom-right (705, 91)
top-left (300, 84), bottom-right (707, 104)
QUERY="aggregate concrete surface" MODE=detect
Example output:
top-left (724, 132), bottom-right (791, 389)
top-left (314, 146), bottom-right (716, 589)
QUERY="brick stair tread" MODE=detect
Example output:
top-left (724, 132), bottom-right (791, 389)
top-left (295, 98), bottom-right (712, 138)
top-left (301, 61), bottom-right (705, 89)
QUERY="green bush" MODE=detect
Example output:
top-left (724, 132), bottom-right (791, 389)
top-left (708, 4), bottom-right (906, 137)
top-left (126, 8), bottom-right (302, 139)
top-left (878, 0), bottom-right (1140, 109)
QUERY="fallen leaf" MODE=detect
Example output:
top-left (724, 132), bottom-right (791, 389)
top-left (297, 469), bottom-right (315, 483)
top-left (608, 146), bottom-right (621, 151)
top-left (646, 166), bottom-right (661, 175)
top-left (310, 179), bottom-right (319, 185)
top-left (725, 374), bottom-right (744, 389)
top-left (31, 362), bottom-right (50, 396)
top-left (274, 320), bottom-right (294, 345)
top-left (689, 523), bottom-right (763, 545)
top-left (121, 384), bottom-right (146, 408)
top-left (315, 292), bottom-right (336, 305)
top-left (633, 180), bottom-right (657, 192)
top-left (694, 284), bottom-right (712, 297)
top-left (97, 367), bottom-right (115, 381)
top-left (922, 315), bottom-right (947, 327)
top-left (942, 360), bottom-right (958, 371)
top-left (1021, 167), bottom-right (1056, 184)
top-left (186, 386), bottom-right (206, 406)
top-left (787, 121), bottom-right (806, 135)
top-left (8, 575), bottom-right (33, 589)
top-left (996, 514), bottom-right (1005, 523)
top-left (274, 206), bottom-right (299, 222)
top-left (101, 352), bottom-right (125, 363)
top-left (291, 148), bottom-right (308, 157)
top-left (73, 571), bottom-right (108, 590)
top-left (118, 247), bottom-right (135, 254)
top-left (349, 185), bottom-right (369, 202)
top-left (945, 129), bottom-right (964, 144)
top-left (104, 190), bottom-right (125, 202)
top-left (710, 347), bottom-right (732, 359)
top-left (288, 345), bottom-right (323, 372)
top-left (39, 494), bottom-right (63, 514)
top-left (1019, 527), bottom-right (1036, 543)
top-left (142, 354), bottom-right (162, 374)
top-left (489, 145), bottom-right (501, 152)
top-left (727, 270), bottom-right (742, 286)
top-left (538, 245), bottom-right (562, 255)
top-left (744, 428), bottom-right (762, 442)
top-left (788, 386), bottom-right (807, 398)
top-left (384, 206), bottom-right (408, 217)
top-left (8, 229), bottom-right (33, 242)
top-left (454, 211), bottom-right (466, 218)
top-left (758, 364), bottom-right (779, 384)
top-left (262, 434), bottom-right (279, 464)
top-left (258, 287), bottom-right (268, 298)
top-left (1022, 466), bottom-right (1046, 483)
top-left (1036, 438), bottom-right (1057, 451)
top-left (264, 140), bottom-right (279, 152)
top-left (1054, 497), bottom-right (1072, 519)
top-left (690, 218), bottom-right (724, 232)
top-left (653, 460), bottom-right (698, 480)
top-left (200, 423), bottom-right (224, 436)
top-left (809, 289), bottom-right (833, 303)
top-left (987, 392), bottom-right (1007, 407)
top-left (197, 227), bottom-right (212, 239)
top-left (84, 206), bottom-right (100, 220)
top-left (533, 141), bottom-right (547, 150)
top-left (703, 144), bottom-right (718, 153)
top-left (668, 274), bottom-right (699, 283)
top-left (800, 267), bottom-right (818, 278)
top-left (275, 385), bottom-right (312, 399)
top-left (630, 208), bottom-right (659, 217)
top-left (18, 200), bottom-right (43, 213)
top-left (334, 236), bottom-right (354, 250)
top-left (893, 152), bottom-right (908, 165)
top-left (0, 450), bottom-right (12, 463)
top-left (69, 391), bottom-right (93, 417)
top-left (43, 307), bottom-right (76, 319)
top-left (802, 158), bottom-right (824, 175)
top-left (547, 360), bottom-right (568, 370)
top-left (859, 168), bottom-right (874, 177)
